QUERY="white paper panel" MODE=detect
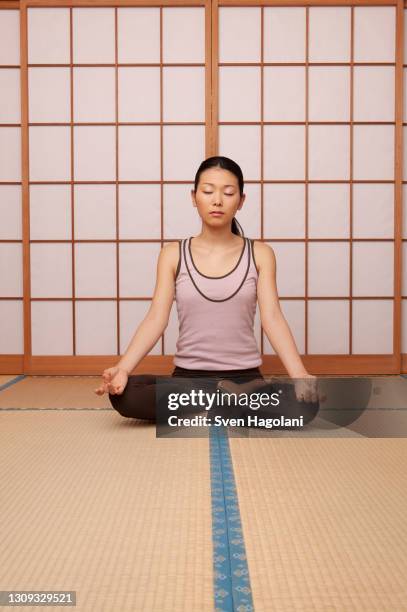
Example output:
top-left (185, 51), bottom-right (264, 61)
top-left (28, 68), bottom-right (70, 123)
top-left (163, 301), bottom-right (179, 354)
top-left (353, 184), bottom-right (394, 239)
top-left (353, 126), bottom-right (394, 181)
top-left (219, 7), bottom-right (261, 63)
top-left (263, 300), bottom-right (305, 355)
top-left (119, 242), bottom-right (162, 297)
top-left (254, 306), bottom-right (262, 351)
top-left (0, 127), bottom-right (21, 182)
top-left (264, 184), bottom-right (305, 239)
top-left (163, 184), bottom-right (201, 240)
top-left (219, 125), bottom-right (261, 182)
top-left (308, 300), bottom-right (349, 354)
top-left (29, 126), bottom-right (70, 182)
top-left (0, 10), bottom-right (20, 65)
top-left (0, 243), bottom-right (23, 297)
top-left (119, 184), bottom-right (161, 240)
top-left (354, 67), bottom-right (395, 122)
top-left (163, 67), bottom-right (205, 122)
top-left (308, 243), bottom-right (350, 297)
top-left (0, 300), bottom-right (23, 354)
top-left (120, 300), bottom-right (161, 355)
top-left (163, 125), bottom-right (205, 181)
top-left (263, 67), bottom-right (305, 122)
top-left (308, 125), bottom-right (350, 180)
top-left (72, 8), bottom-right (115, 64)
top-left (308, 184), bottom-right (349, 239)
top-left (31, 301), bottom-right (73, 355)
top-left (74, 185), bottom-right (116, 240)
top-left (353, 7), bottom-right (395, 63)
top-left (30, 185), bottom-right (71, 240)
top-left (0, 69), bottom-right (20, 123)
top-left (308, 66), bottom-right (350, 122)
top-left (74, 126), bottom-right (115, 182)
top-left (27, 8), bottom-right (70, 64)
top-left (74, 68), bottom-right (115, 123)
top-left (30, 243), bottom-right (72, 298)
top-left (219, 67), bottom-right (260, 122)
top-left (75, 301), bottom-right (117, 355)
top-left (263, 8), bottom-right (306, 63)
top-left (309, 7), bottom-right (351, 62)
top-left (353, 242), bottom-right (394, 297)
top-left (162, 7), bottom-right (205, 63)
top-left (352, 300), bottom-right (393, 354)
top-left (117, 8), bottom-right (160, 64)
top-left (264, 125), bottom-right (305, 181)
top-left (74, 243), bottom-right (116, 298)
top-left (0, 185), bottom-right (21, 240)
top-left (118, 67), bottom-right (160, 122)
top-left (267, 242), bottom-right (305, 297)
top-left (119, 126), bottom-right (161, 181)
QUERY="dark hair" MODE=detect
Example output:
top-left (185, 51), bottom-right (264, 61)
top-left (193, 156), bottom-right (245, 237)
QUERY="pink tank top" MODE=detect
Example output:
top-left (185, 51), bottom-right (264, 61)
top-left (173, 236), bottom-right (263, 370)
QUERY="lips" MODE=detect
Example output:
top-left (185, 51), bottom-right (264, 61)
top-left (210, 212), bottom-right (224, 216)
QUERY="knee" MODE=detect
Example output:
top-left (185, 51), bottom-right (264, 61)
top-left (108, 375), bottom-right (156, 420)
top-left (276, 383), bottom-right (320, 426)
top-left (108, 391), bottom-right (132, 418)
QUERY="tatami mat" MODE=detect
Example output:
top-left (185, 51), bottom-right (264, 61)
top-left (0, 376), bottom-right (109, 409)
top-left (229, 436), bottom-right (407, 611)
top-left (1, 375), bottom-right (407, 611)
top-left (0, 411), bottom-right (213, 611)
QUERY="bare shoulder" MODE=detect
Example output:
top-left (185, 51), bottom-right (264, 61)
top-left (251, 240), bottom-right (276, 274)
top-left (159, 241), bottom-right (181, 279)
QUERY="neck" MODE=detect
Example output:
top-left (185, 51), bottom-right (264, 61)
top-left (195, 225), bottom-right (240, 246)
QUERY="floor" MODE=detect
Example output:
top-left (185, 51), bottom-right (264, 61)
top-left (1, 374), bottom-right (407, 611)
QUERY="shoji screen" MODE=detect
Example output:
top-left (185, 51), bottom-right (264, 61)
top-left (20, 3), bottom-right (208, 373)
top-left (0, 6), bottom-right (23, 372)
top-left (216, 3), bottom-right (404, 374)
top-left (403, 3), bottom-right (407, 370)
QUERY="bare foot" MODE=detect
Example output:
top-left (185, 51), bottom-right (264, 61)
top-left (217, 378), bottom-right (269, 396)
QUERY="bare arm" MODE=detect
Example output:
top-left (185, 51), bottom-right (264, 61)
top-left (117, 242), bottom-right (179, 375)
top-left (255, 241), bottom-right (308, 378)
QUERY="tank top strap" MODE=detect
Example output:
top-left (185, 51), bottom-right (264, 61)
top-left (175, 238), bottom-right (184, 281)
top-left (249, 238), bottom-right (259, 276)
top-left (176, 236), bottom-right (257, 283)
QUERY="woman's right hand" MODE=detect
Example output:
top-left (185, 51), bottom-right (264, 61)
top-left (94, 366), bottom-right (129, 396)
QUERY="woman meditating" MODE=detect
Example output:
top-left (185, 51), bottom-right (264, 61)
top-left (94, 156), bottom-right (321, 423)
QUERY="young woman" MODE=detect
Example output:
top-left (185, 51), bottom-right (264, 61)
top-left (94, 156), bottom-right (321, 422)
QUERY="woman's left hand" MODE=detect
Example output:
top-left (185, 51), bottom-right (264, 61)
top-left (293, 374), bottom-right (325, 403)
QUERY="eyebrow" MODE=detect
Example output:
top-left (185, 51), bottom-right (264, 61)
top-left (201, 183), bottom-right (237, 188)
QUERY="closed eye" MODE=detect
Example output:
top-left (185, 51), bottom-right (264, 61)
top-left (203, 192), bottom-right (234, 196)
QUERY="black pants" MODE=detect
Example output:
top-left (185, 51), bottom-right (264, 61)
top-left (108, 366), bottom-right (319, 425)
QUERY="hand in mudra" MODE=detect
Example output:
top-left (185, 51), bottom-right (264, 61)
top-left (94, 366), bottom-right (128, 396)
top-left (293, 374), bottom-right (325, 403)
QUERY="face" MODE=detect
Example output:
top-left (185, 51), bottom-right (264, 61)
top-left (191, 167), bottom-right (245, 227)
